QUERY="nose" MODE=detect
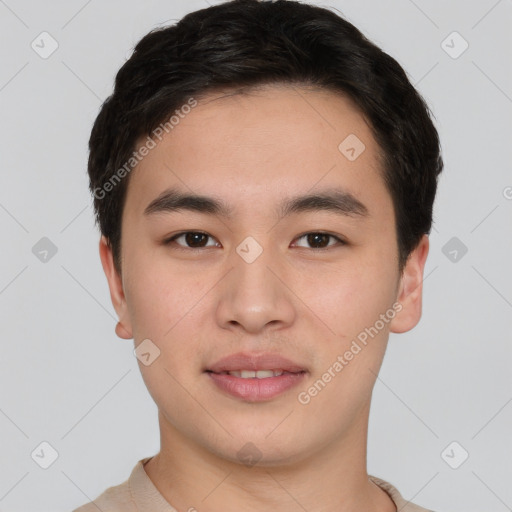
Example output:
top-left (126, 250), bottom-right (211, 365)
top-left (215, 242), bottom-right (296, 334)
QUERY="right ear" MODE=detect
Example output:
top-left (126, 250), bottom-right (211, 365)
top-left (99, 236), bottom-right (133, 339)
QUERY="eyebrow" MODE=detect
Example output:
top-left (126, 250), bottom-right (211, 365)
top-left (143, 186), bottom-right (369, 220)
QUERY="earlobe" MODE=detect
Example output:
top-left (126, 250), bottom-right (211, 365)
top-left (115, 321), bottom-right (133, 339)
top-left (99, 236), bottom-right (133, 339)
top-left (389, 234), bottom-right (430, 334)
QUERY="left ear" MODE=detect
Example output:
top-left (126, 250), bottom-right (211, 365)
top-left (389, 234), bottom-right (430, 334)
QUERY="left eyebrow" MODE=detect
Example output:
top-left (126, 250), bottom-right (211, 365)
top-left (143, 186), bottom-right (369, 220)
top-left (277, 188), bottom-right (369, 219)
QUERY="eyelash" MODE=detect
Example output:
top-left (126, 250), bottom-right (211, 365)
top-left (163, 231), bottom-right (347, 252)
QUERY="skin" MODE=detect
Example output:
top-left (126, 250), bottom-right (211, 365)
top-left (99, 84), bottom-right (429, 512)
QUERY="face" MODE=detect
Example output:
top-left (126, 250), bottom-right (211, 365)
top-left (100, 85), bottom-right (428, 466)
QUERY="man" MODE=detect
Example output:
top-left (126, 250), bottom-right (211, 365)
top-left (75, 1), bottom-right (442, 510)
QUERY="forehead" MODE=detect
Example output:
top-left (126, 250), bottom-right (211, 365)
top-left (124, 84), bottom-right (390, 221)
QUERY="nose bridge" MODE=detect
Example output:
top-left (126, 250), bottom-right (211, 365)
top-left (215, 236), bottom-right (295, 332)
top-left (232, 235), bottom-right (279, 302)
top-left (233, 236), bottom-right (276, 291)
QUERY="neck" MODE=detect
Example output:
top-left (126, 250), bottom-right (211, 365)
top-left (144, 406), bottom-right (396, 512)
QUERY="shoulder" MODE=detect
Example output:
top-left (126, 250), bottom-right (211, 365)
top-left (369, 475), bottom-right (437, 512)
top-left (72, 484), bottom-right (135, 512)
top-left (71, 461), bottom-right (142, 512)
top-left (72, 455), bottom-right (179, 512)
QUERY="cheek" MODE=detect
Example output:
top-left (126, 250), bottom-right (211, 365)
top-left (123, 259), bottom-right (212, 398)
top-left (297, 270), bottom-right (397, 420)
top-left (123, 255), bottom-right (205, 341)
top-left (292, 258), bottom-right (398, 341)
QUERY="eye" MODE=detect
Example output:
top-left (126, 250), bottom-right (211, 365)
top-left (292, 232), bottom-right (346, 249)
top-left (164, 231), bottom-right (220, 250)
top-left (163, 231), bottom-right (346, 251)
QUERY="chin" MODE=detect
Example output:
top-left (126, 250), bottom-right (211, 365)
top-left (206, 431), bottom-right (310, 468)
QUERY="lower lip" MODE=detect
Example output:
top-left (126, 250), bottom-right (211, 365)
top-left (206, 371), bottom-right (307, 402)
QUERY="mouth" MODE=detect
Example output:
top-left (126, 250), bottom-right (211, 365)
top-left (207, 369), bottom-right (305, 378)
top-left (204, 352), bottom-right (308, 401)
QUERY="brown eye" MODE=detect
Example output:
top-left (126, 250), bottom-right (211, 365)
top-left (165, 231), bottom-right (219, 249)
top-left (293, 232), bottom-right (345, 249)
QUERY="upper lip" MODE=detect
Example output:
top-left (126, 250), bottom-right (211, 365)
top-left (206, 352), bottom-right (307, 373)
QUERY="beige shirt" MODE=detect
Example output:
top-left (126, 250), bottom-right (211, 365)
top-left (73, 457), bottom-right (434, 512)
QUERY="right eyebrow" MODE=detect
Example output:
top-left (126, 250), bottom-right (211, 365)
top-left (144, 188), bottom-right (234, 218)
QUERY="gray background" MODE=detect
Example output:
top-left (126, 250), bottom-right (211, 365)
top-left (1, 0), bottom-right (511, 511)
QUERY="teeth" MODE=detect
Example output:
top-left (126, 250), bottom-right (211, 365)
top-left (227, 369), bottom-right (285, 378)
